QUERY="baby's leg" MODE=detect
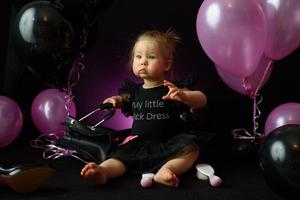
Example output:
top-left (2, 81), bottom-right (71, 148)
top-left (154, 149), bottom-right (199, 187)
top-left (81, 158), bottom-right (126, 185)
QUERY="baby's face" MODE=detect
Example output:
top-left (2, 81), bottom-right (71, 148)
top-left (132, 39), bottom-right (169, 82)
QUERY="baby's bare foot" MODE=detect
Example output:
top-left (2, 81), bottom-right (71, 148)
top-left (81, 163), bottom-right (108, 185)
top-left (153, 167), bottom-right (179, 187)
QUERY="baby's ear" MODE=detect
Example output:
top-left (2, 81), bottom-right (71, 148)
top-left (165, 59), bottom-right (173, 71)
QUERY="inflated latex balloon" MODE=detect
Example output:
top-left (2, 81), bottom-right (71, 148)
top-left (216, 55), bottom-right (273, 96)
top-left (260, 124), bottom-right (300, 199)
top-left (0, 96), bottom-right (23, 148)
top-left (31, 88), bottom-right (76, 138)
top-left (258, 0), bottom-right (300, 60)
top-left (264, 103), bottom-right (300, 135)
top-left (13, 1), bottom-right (77, 86)
top-left (196, 0), bottom-right (267, 77)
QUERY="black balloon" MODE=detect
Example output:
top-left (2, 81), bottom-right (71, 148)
top-left (259, 124), bottom-right (300, 199)
top-left (13, 1), bottom-right (78, 86)
top-left (60, 0), bottom-right (114, 22)
top-left (59, 0), bottom-right (114, 48)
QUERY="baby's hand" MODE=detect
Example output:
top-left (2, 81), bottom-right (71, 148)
top-left (162, 80), bottom-right (186, 102)
top-left (103, 96), bottom-right (122, 108)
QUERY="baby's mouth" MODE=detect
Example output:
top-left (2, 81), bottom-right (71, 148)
top-left (138, 69), bottom-right (147, 73)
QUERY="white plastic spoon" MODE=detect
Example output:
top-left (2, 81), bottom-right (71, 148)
top-left (196, 164), bottom-right (222, 187)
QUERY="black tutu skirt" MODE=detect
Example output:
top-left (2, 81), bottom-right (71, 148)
top-left (108, 132), bottom-right (201, 174)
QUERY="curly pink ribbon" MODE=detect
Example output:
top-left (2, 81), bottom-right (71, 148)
top-left (30, 134), bottom-right (88, 164)
top-left (232, 60), bottom-right (273, 140)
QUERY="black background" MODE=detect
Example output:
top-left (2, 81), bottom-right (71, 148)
top-left (1, 1), bottom-right (299, 199)
top-left (1, 0), bottom-right (300, 146)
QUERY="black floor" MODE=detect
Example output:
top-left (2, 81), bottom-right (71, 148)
top-left (0, 138), bottom-right (289, 200)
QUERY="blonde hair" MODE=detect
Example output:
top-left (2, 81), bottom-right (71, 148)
top-left (130, 30), bottom-right (180, 65)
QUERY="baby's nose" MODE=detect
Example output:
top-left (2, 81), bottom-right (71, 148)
top-left (141, 59), bottom-right (148, 66)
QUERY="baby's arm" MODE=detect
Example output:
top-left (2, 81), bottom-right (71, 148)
top-left (180, 89), bottom-right (207, 110)
top-left (103, 95), bottom-right (123, 108)
top-left (162, 80), bottom-right (207, 110)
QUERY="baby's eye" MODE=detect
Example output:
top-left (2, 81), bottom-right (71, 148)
top-left (135, 55), bottom-right (142, 59)
top-left (148, 55), bottom-right (156, 59)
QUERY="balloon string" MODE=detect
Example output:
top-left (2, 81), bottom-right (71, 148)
top-left (30, 134), bottom-right (88, 164)
top-left (250, 60), bottom-right (272, 138)
top-left (231, 94), bottom-right (262, 139)
top-left (252, 60), bottom-right (273, 97)
top-left (232, 60), bottom-right (273, 140)
top-left (252, 93), bottom-right (263, 138)
top-left (231, 129), bottom-right (255, 140)
top-left (63, 52), bottom-right (86, 116)
top-left (63, 27), bottom-right (88, 116)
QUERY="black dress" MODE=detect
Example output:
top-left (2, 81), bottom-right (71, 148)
top-left (108, 79), bottom-right (202, 174)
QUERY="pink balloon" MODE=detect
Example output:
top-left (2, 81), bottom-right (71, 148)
top-left (258, 0), bottom-right (300, 60)
top-left (216, 55), bottom-right (273, 96)
top-left (31, 88), bottom-right (76, 138)
top-left (264, 103), bottom-right (300, 135)
top-left (0, 96), bottom-right (23, 148)
top-left (196, 0), bottom-right (267, 77)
